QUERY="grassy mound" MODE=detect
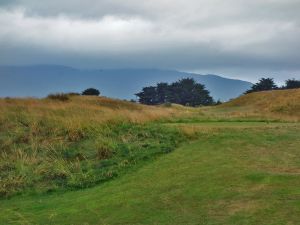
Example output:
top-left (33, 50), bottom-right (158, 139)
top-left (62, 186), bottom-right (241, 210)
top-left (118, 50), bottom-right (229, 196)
top-left (0, 96), bottom-right (195, 197)
top-left (1, 91), bottom-right (299, 197)
top-left (201, 89), bottom-right (300, 121)
top-left (0, 90), bottom-right (299, 224)
top-left (224, 89), bottom-right (300, 113)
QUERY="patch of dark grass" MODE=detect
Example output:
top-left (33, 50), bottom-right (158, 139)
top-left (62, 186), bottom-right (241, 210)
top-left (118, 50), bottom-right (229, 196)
top-left (245, 173), bottom-right (267, 183)
top-left (47, 93), bottom-right (70, 101)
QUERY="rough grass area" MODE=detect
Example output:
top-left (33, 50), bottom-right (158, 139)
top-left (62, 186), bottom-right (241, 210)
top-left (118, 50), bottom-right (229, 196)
top-left (0, 96), bottom-right (195, 197)
top-left (0, 122), bottom-right (187, 197)
top-left (0, 90), bottom-right (299, 224)
top-left (0, 123), bottom-right (299, 224)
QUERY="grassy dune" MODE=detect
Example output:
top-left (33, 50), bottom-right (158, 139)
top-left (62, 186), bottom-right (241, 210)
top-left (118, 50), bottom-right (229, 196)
top-left (200, 89), bottom-right (300, 122)
top-left (0, 89), bottom-right (299, 224)
top-left (0, 96), bottom-right (196, 197)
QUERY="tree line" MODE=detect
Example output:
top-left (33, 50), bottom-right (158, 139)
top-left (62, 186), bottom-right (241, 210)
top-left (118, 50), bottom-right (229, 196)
top-left (48, 77), bottom-right (299, 105)
top-left (245, 78), bottom-right (300, 94)
top-left (135, 78), bottom-right (214, 106)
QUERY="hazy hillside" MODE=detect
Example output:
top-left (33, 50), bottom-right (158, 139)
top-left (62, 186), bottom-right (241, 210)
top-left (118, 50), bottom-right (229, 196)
top-left (0, 65), bottom-right (252, 101)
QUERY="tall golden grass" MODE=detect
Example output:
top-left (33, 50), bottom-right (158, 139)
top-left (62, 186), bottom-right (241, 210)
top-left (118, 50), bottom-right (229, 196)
top-left (0, 95), bottom-right (198, 196)
top-left (0, 96), bottom-right (191, 128)
top-left (201, 89), bottom-right (300, 122)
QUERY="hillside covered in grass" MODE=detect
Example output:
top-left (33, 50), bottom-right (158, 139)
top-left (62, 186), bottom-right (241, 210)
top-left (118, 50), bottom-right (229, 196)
top-left (201, 89), bottom-right (300, 122)
top-left (0, 96), bottom-right (199, 197)
top-left (1, 90), bottom-right (300, 197)
top-left (0, 89), bottom-right (299, 225)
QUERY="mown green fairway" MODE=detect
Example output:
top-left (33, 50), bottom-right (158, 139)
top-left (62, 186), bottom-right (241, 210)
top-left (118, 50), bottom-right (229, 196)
top-left (0, 122), bottom-right (299, 225)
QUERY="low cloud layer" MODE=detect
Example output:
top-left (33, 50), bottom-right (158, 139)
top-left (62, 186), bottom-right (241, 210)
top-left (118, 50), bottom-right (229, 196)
top-left (1, 0), bottom-right (300, 82)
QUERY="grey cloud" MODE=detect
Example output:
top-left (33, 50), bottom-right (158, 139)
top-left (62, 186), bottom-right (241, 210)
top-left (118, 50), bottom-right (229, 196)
top-left (0, 0), bottom-right (17, 6)
top-left (0, 0), bottom-right (300, 81)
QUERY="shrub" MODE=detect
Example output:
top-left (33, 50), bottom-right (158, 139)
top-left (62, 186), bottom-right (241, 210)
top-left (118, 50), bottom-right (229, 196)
top-left (284, 79), bottom-right (300, 89)
top-left (47, 93), bottom-right (70, 101)
top-left (67, 92), bottom-right (81, 96)
top-left (245, 78), bottom-right (277, 94)
top-left (82, 88), bottom-right (100, 96)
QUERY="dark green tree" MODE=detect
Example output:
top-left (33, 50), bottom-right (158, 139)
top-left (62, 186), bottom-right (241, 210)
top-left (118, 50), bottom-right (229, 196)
top-left (135, 86), bottom-right (157, 105)
top-left (167, 78), bottom-right (214, 106)
top-left (284, 79), bottom-right (300, 89)
top-left (156, 82), bottom-right (170, 103)
top-left (82, 88), bottom-right (100, 96)
top-left (136, 78), bottom-right (214, 106)
top-left (245, 78), bottom-right (277, 94)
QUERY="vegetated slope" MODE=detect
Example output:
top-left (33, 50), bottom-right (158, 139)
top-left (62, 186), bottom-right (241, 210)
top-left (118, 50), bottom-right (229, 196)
top-left (0, 123), bottom-right (299, 224)
top-left (203, 89), bottom-right (300, 121)
top-left (0, 93), bottom-right (300, 224)
top-left (0, 96), bottom-right (196, 197)
top-left (0, 65), bottom-right (252, 101)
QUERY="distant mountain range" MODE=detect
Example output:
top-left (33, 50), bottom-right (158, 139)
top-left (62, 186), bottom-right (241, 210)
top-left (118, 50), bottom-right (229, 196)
top-left (0, 65), bottom-right (252, 101)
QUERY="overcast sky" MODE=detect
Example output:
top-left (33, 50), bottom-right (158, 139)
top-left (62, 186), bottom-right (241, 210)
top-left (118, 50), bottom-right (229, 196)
top-left (0, 0), bottom-right (300, 82)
